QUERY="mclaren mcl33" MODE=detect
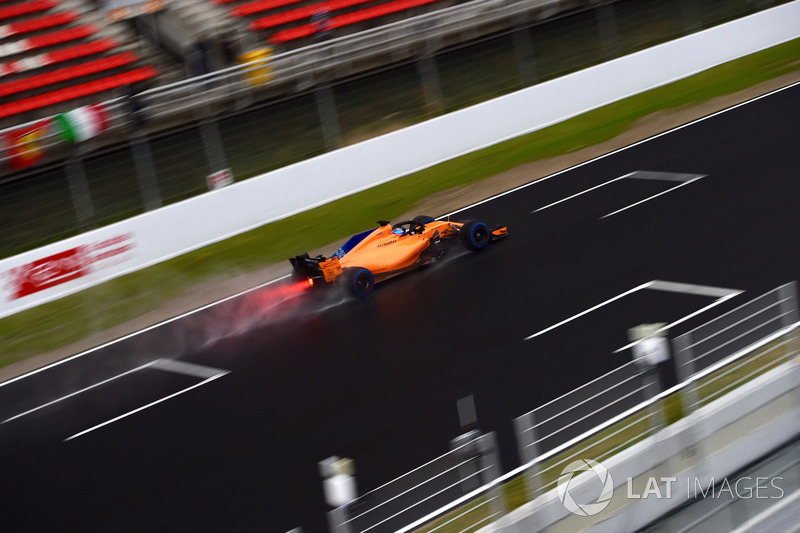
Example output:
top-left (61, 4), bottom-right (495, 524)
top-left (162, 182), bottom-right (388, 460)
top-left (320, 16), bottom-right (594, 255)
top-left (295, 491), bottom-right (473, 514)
top-left (290, 216), bottom-right (508, 298)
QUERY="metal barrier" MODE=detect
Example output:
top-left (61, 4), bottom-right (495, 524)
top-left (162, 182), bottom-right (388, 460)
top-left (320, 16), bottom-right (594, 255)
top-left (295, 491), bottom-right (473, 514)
top-left (386, 284), bottom-right (800, 533)
top-left (328, 431), bottom-right (502, 533)
top-left (672, 281), bottom-right (799, 413)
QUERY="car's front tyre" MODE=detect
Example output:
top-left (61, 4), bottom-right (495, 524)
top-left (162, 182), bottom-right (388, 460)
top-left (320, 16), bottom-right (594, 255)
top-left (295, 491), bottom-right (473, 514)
top-left (460, 220), bottom-right (490, 250)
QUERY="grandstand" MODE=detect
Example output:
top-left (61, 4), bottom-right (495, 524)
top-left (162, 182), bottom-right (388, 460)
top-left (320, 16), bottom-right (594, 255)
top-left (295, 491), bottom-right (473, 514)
top-left (0, 0), bottom-right (181, 124)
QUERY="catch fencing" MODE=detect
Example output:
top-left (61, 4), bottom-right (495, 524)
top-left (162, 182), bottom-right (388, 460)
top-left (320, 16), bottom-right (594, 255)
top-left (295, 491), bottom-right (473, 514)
top-left (672, 281), bottom-right (799, 413)
top-left (364, 283), bottom-right (800, 533)
top-left (2, 0), bottom-right (794, 258)
top-left (328, 432), bottom-right (502, 533)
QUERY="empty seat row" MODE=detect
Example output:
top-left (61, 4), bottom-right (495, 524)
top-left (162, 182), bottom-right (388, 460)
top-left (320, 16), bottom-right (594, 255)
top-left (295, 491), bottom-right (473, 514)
top-left (268, 0), bottom-right (441, 42)
top-left (0, 0), bottom-right (59, 22)
top-left (0, 51), bottom-right (137, 97)
top-left (0, 24), bottom-right (95, 58)
top-left (0, 66), bottom-right (158, 118)
top-left (250, 0), bottom-right (374, 30)
top-left (0, 10), bottom-right (77, 38)
top-left (0, 38), bottom-right (118, 76)
top-left (232, 0), bottom-right (307, 17)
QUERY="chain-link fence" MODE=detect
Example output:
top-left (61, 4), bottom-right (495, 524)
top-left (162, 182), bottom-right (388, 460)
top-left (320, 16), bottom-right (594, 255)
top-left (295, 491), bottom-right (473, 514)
top-left (0, 0), bottom-right (791, 258)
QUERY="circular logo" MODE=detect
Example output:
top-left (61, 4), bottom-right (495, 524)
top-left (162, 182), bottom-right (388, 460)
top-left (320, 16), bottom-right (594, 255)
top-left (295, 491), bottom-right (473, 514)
top-left (557, 459), bottom-right (614, 516)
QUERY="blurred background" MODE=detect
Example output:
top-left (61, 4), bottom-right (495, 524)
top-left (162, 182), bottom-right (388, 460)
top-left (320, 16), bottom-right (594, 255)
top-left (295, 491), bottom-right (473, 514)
top-left (0, 0), bottom-right (791, 259)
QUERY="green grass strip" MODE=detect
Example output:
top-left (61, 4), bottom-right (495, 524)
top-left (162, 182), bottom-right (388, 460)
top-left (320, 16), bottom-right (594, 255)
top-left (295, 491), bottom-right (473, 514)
top-left (2, 38), bottom-right (800, 369)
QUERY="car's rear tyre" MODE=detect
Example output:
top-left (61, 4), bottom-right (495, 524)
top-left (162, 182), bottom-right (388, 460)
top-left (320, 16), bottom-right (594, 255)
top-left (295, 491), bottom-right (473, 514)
top-left (461, 220), bottom-right (490, 250)
top-left (339, 267), bottom-right (374, 298)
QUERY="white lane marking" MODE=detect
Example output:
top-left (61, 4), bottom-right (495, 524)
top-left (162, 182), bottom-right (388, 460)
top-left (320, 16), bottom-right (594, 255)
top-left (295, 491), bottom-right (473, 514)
top-left (149, 358), bottom-right (226, 380)
top-left (64, 372), bottom-right (229, 441)
top-left (613, 291), bottom-right (742, 353)
top-left (1, 362), bottom-right (156, 424)
top-left (525, 280), bottom-right (743, 342)
top-left (440, 81), bottom-right (800, 220)
top-left (600, 177), bottom-right (703, 218)
top-left (524, 282), bottom-right (655, 340)
top-left (627, 171), bottom-right (705, 182)
top-left (531, 173), bottom-right (633, 213)
top-left (0, 274), bottom-right (290, 389)
top-left (613, 282), bottom-right (743, 352)
top-left (647, 280), bottom-right (741, 299)
top-left (5, 83), bottom-right (798, 390)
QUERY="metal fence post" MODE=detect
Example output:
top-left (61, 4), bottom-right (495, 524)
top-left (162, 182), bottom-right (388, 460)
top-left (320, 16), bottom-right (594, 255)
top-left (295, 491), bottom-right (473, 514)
top-left (129, 130), bottom-right (162, 210)
top-left (478, 432), bottom-right (505, 523)
top-left (511, 13), bottom-right (537, 87)
top-left (513, 411), bottom-right (543, 502)
top-left (199, 116), bottom-right (230, 176)
top-left (326, 506), bottom-right (352, 533)
top-left (595, 3), bottom-right (622, 60)
top-left (64, 154), bottom-right (96, 229)
top-left (416, 37), bottom-right (443, 116)
top-left (678, 0), bottom-right (702, 35)
top-left (672, 332), bottom-right (699, 414)
top-left (777, 282), bottom-right (799, 328)
top-left (315, 83), bottom-right (343, 150)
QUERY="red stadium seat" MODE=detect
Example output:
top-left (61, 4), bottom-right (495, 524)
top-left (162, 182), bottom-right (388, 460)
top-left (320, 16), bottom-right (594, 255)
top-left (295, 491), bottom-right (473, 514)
top-left (1, 11), bottom-right (78, 37)
top-left (250, 0), bottom-right (373, 30)
top-left (0, 0), bottom-right (59, 22)
top-left (24, 24), bottom-right (96, 51)
top-left (233, 0), bottom-right (306, 17)
top-left (0, 52), bottom-right (138, 97)
top-left (268, 0), bottom-right (441, 43)
top-left (0, 66), bottom-right (158, 118)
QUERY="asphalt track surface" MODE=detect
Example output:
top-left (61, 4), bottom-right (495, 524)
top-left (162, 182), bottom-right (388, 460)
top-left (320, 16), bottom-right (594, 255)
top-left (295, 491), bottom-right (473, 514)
top-left (2, 83), bottom-right (800, 533)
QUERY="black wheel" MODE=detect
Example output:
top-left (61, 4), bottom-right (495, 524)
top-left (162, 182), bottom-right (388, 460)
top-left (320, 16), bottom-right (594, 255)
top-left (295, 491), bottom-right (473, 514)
top-left (339, 267), bottom-right (374, 298)
top-left (460, 220), bottom-right (490, 250)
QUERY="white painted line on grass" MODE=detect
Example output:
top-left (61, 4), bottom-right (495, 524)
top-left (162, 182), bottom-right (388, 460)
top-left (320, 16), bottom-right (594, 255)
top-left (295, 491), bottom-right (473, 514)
top-left (600, 177), bottom-right (703, 218)
top-left (531, 173), bottom-right (633, 213)
top-left (524, 282), bottom-right (655, 340)
top-left (64, 371), bottom-right (229, 441)
top-left (1, 361), bottom-right (156, 424)
top-left (150, 358), bottom-right (226, 380)
top-left (440, 81), bottom-right (800, 220)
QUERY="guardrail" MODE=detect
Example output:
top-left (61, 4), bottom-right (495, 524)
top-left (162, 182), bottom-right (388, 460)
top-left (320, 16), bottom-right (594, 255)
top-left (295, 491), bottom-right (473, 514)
top-left (328, 284), bottom-right (800, 533)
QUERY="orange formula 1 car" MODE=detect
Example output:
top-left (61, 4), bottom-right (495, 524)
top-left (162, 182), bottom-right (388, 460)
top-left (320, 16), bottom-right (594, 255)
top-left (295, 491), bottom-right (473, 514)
top-left (289, 216), bottom-right (508, 297)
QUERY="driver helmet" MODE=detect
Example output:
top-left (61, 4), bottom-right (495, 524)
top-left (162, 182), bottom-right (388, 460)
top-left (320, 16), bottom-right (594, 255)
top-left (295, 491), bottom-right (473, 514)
top-left (392, 228), bottom-right (405, 235)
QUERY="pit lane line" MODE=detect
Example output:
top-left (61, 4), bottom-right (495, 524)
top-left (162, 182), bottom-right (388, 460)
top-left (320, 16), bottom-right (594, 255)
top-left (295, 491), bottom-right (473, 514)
top-left (2, 358), bottom-right (229, 440)
top-left (4, 82), bottom-right (798, 391)
top-left (441, 80), bottom-right (800, 219)
top-left (524, 280), bottom-right (743, 342)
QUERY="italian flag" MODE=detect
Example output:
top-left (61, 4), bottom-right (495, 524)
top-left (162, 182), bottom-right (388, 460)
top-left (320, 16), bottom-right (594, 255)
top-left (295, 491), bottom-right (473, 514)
top-left (55, 103), bottom-right (110, 143)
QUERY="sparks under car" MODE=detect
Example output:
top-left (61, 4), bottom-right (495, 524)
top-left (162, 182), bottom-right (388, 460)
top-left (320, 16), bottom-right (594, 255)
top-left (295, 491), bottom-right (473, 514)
top-left (289, 216), bottom-right (508, 297)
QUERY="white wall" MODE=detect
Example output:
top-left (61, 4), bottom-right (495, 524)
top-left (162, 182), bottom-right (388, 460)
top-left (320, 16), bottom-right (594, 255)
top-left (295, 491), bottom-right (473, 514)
top-left (2, 1), bottom-right (799, 318)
